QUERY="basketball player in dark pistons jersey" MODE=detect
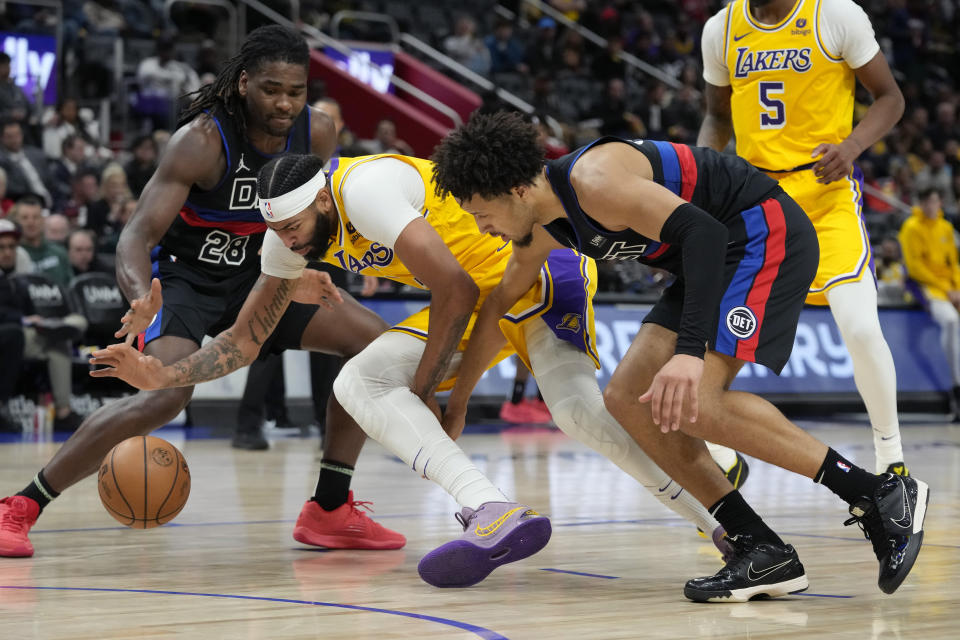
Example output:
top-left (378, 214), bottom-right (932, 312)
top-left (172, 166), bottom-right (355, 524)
top-left (431, 111), bottom-right (928, 602)
top-left (0, 26), bottom-right (404, 558)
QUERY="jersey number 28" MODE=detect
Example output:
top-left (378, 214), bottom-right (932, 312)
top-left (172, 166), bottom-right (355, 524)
top-left (199, 230), bottom-right (249, 266)
top-left (759, 81), bottom-right (786, 129)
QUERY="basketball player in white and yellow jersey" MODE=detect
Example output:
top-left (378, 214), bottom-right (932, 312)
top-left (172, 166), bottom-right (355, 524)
top-left (91, 152), bottom-right (727, 587)
top-left (698, 0), bottom-right (908, 475)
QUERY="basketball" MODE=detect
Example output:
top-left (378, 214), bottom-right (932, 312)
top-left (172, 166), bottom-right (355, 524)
top-left (98, 436), bottom-right (191, 529)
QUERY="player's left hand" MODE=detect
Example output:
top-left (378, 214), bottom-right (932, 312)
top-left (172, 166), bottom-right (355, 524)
top-left (811, 139), bottom-right (861, 184)
top-left (639, 354), bottom-right (703, 433)
top-left (88, 343), bottom-right (168, 390)
top-left (292, 269), bottom-right (343, 309)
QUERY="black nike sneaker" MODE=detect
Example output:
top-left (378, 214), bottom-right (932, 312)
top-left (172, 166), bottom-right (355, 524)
top-left (684, 534), bottom-right (808, 602)
top-left (844, 473), bottom-right (929, 594)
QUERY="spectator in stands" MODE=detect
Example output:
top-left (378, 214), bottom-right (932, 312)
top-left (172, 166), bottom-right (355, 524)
top-left (933, 101), bottom-right (960, 145)
top-left (50, 134), bottom-right (90, 210)
top-left (135, 35), bottom-right (200, 130)
top-left (0, 166), bottom-right (12, 216)
top-left (876, 235), bottom-right (908, 306)
top-left (915, 150), bottom-right (957, 216)
top-left (899, 188), bottom-right (960, 418)
top-left (86, 162), bottom-right (131, 240)
top-left (525, 17), bottom-right (560, 75)
top-left (67, 229), bottom-right (110, 276)
top-left (312, 98), bottom-right (364, 159)
top-left (60, 169), bottom-right (99, 228)
top-left (0, 219), bottom-right (28, 431)
top-left (0, 216), bottom-right (85, 431)
top-left (42, 98), bottom-right (95, 160)
top-left (0, 53), bottom-right (31, 130)
top-left (9, 196), bottom-right (71, 288)
top-left (444, 15), bottom-right (492, 77)
top-left (43, 214), bottom-right (71, 246)
top-left (591, 34), bottom-right (627, 82)
top-left (360, 118), bottom-right (414, 156)
top-left (586, 77), bottom-right (644, 138)
top-left (534, 114), bottom-right (570, 159)
top-left (485, 18), bottom-right (527, 75)
top-left (123, 135), bottom-right (158, 198)
top-left (97, 197), bottom-right (136, 254)
top-left (0, 120), bottom-right (53, 207)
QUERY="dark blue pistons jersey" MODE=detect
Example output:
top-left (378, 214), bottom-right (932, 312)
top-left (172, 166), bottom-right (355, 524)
top-left (154, 104), bottom-right (312, 275)
top-left (543, 137), bottom-right (780, 271)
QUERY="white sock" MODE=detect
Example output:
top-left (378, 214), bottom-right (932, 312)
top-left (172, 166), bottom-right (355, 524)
top-left (333, 332), bottom-right (507, 509)
top-left (826, 278), bottom-right (903, 471)
top-left (705, 442), bottom-right (739, 472)
top-left (524, 320), bottom-right (720, 534)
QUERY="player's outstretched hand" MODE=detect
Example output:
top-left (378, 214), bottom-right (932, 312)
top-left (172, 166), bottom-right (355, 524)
top-left (292, 269), bottom-right (344, 309)
top-left (811, 139), bottom-right (860, 184)
top-left (89, 343), bottom-right (167, 390)
top-left (638, 354), bottom-right (703, 433)
top-left (116, 278), bottom-right (163, 345)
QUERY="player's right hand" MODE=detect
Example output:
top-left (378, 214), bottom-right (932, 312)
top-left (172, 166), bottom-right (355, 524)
top-left (116, 278), bottom-right (163, 345)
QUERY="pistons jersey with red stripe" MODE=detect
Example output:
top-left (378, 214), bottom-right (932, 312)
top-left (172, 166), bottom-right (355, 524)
top-left (543, 137), bottom-right (779, 269)
top-left (155, 104), bottom-right (312, 275)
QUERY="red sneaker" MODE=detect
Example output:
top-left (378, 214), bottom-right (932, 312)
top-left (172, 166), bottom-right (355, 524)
top-left (293, 491), bottom-right (406, 550)
top-left (0, 496), bottom-right (39, 558)
top-left (523, 398), bottom-right (554, 423)
top-left (499, 400), bottom-right (552, 424)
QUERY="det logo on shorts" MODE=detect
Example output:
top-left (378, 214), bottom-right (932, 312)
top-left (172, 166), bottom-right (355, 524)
top-left (726, 306), bottom-right (757, 339)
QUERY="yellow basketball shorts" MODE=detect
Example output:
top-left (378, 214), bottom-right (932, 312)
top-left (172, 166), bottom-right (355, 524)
top-left (389, 249), bottom-right (600, 390)
top-left (772, 167), bottom-right (873, 306)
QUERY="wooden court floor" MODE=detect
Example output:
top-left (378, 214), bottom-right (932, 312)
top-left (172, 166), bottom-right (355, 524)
top-left (1, 419), bottom-right (958, 639)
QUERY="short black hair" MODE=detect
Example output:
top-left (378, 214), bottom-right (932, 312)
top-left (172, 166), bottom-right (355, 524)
top-left (431, 110), bottom-right (544, 201)
top-left (15, 194), bottom-right (43, 207)
top-left (61, 133), bottom-right (82, 154)
top-left (257, 154), bottom-right (325, 199)
top-left (918, 186), bottom-right (941, 201)
top-left (0, 52), bottom-right (10, 65)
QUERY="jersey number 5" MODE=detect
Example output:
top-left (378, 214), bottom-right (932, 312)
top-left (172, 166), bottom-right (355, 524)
top-left (199, 229), bottom-right (249, 266)
top-left (759, 81), bottom-right (786, 129)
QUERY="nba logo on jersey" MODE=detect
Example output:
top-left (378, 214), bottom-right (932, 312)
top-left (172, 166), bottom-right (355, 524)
top-left (230, 178), bottom-right (259, 210)
top-left (726, 306), bottom-right (757, 339)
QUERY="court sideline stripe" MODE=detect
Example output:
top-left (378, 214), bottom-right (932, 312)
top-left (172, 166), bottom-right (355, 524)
top-left (0, 586), bottom-right (509, 639)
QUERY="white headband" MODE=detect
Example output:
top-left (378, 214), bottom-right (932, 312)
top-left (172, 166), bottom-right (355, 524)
top-left (259, 168), bottom-right (327, 222)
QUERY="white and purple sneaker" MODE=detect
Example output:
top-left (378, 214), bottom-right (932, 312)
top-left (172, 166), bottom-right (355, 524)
top-left (418, 501), bottom-right (551, 587)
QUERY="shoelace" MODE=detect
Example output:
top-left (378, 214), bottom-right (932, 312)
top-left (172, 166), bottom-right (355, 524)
top-left (715, 535), bottom-right (754, 574)
top-left (844, 501), bottom-right (887, 558)
top-left (348, 498), bottom-right (374, 517)
top-left (0, 507), bottom-right (27, 533)
top-left (454, 509), bottom-right (479, 531)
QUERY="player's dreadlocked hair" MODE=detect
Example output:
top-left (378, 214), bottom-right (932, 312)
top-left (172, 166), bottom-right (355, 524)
top-left (431, 110), bottom-right (545, 201)
top-left (257, 154), bottom-right (325, 199)
top-left (179, 25), bottom-right (309, 136)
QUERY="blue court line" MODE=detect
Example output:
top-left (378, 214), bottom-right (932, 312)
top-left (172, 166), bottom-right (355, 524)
top-left (540, 568), bottom-right (619, 580)
top-left (795, 592), bottom-right (855, 599)
top-left (0, 586), bottom-right (509, 640)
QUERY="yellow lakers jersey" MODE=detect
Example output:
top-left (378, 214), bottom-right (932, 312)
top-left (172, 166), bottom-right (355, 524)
top-left (723, 0), bottom-right (855, 171)
top-left (321, 154), bottom-right (511, 288)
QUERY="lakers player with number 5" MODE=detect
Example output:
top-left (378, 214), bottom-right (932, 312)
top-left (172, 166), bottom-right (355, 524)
top-left (0, 26), bottom-right (406, 558)
top-left (698, 0), bottom-right (908, 476)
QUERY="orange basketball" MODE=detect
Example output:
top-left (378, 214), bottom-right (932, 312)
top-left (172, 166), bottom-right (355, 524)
top-left (98, 435), bottom-right (191, 529)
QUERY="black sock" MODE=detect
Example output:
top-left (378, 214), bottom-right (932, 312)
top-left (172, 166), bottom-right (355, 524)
top-left (815, 448), bottom-right (882, 505)
top-left (709, 490), bottom-right (784, 546)
top-left (17, 469), bottom-right (60, 512)
top-left (312, 459), bottom-right (354, 511)
top-left (510, 379), bottom-right (525, 404)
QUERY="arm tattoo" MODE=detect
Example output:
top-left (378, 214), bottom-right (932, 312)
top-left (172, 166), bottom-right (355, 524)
top-left (167, 278), bottom-right (296, 385)
top-left (169, 330), bottom-right (249, 386)
top-left (415, 311), bottom-right (471, 397)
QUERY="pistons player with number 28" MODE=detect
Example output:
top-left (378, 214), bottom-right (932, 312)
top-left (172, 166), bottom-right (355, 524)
top-left (0, 26), bottom-right (405, 558)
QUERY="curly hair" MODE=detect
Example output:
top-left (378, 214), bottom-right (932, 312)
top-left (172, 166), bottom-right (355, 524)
top-left (179, 25), bottom-right (309, 138)
top-left (257, 154), bottom-right (325, 199)
top-left (431, 111), bottom-right (545, 201)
